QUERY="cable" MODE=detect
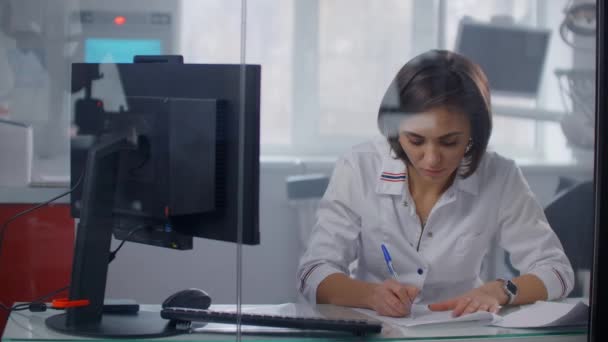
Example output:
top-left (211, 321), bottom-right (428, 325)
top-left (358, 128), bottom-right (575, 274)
top-left (0, 301), bottom-right (12, 312)
top-left (0, 172), bottom-right (146, 314)
top-left (108, 225), bottom-right (147, 263)
top-left (0, 171), bottom-right (84, 278)
top-left (11, 286), bottom-right (70, 312)
top-left (0, 285), bottom-right (70, 313)
top-left (127, 136), bottom-right (151, 177)
top-left (0, 172), bottom-right (83, 313)
top-left (0, 170), bottom-right (146, 314)
top-left (0, 224), bottom-right (144, 314)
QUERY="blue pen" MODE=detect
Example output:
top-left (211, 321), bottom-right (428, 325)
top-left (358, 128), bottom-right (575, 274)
top-left (381, 244), bottom-right (399, 279)
top-left (381, 243), bottom-right (414, 316)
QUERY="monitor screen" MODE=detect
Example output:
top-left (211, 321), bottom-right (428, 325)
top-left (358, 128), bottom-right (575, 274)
top-left (455, 20), bottom-right (550, 97)
top-left (84, 38), bottom-right (162, 63)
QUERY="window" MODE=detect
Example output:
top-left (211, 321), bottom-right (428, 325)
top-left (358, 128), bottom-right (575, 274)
top-left (0, 0), bottom-right (589, 186)
top-left (180, 0), bottom-right (431, 156)
top-left (183, 0), bottom-right (583, 162)
top-left (443, 0), bottom-right (580, 163)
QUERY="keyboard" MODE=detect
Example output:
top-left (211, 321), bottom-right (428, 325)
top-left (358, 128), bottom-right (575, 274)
top-left (161, 307), bottom-right (383, 336)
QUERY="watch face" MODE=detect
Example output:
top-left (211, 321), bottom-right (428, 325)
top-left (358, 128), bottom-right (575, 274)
top-left (506, 280), bottom-right (518, 295)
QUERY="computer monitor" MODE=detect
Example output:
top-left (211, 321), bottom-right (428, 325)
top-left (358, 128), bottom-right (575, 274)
top-left (84, 38), bottom-right (163, 63)
top-left (70, 61), bottom-right (260, 246)
top-left (455, 18), bottom-right (551, 97)
top-left (46, 61), bottom-right (261, 338)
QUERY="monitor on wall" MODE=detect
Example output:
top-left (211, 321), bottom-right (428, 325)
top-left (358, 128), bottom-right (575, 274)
top-left (455, 18), bottom-right (551, 98)
top-left (84, 38), bottom-right (162, 63)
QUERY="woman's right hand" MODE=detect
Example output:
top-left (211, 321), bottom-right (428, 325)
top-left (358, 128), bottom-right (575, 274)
top-left (366, 279), bottom-right (419, 317)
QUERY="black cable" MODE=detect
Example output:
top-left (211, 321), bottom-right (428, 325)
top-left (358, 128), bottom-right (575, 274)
top-left (0, 206), bottom-right (144, 316)
top-left (0, 171), bottom-right (84, 277)
top-left (108, 225), bottom-right (147, 263)
top-left (0, 172), bottom-right (83, 314)
top-left (0, 301), bottom-right (12, 312)
top-left (10, 225), bottom-right (149, 314)
top-left (0, 171), bottom-right (147, 314)
top-left (127, 137), bottom-right (151, 177)
top-left (11, 285), bottom-right (70, 312)
top-left (0, 285), bottom-right (70, 313)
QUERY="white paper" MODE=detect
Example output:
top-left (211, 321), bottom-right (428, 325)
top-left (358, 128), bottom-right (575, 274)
top-left (492, 301), bottom-right (588, 328)
top-left (353, 304), bottom-right (501, 328)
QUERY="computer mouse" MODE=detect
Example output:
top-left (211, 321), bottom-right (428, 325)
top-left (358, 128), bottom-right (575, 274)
top-left (162, 288), bottom-right (212, 310)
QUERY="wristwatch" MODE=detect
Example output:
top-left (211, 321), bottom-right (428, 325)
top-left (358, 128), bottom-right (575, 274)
top-left (497, 278), bottom-right (518, 305)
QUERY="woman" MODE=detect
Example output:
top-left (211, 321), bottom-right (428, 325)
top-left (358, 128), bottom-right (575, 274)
top-left (297, 50), bottom-right (574, 318)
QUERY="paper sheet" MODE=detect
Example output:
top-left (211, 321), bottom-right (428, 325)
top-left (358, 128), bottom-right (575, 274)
top-left (354, 301), bottom-right (589, 329)
top-left (492, 301), bottom-right (588, 328)
top-left (353, 305), bottom-right (500, 328)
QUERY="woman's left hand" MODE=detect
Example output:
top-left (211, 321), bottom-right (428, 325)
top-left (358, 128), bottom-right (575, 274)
top-left (427, 284), bottom-right (504, 317)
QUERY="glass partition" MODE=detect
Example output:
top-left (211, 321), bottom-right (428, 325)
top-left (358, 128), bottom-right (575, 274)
top-left (243, 0), bottom-right (595, 340)
top-left (0, 0), bottom-right (247, 339)
top-left (0, 0), bottom-right (598, 341)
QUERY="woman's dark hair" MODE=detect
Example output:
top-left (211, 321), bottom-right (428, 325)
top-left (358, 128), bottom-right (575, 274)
top-left (377, 49), bottom-right (492, 178)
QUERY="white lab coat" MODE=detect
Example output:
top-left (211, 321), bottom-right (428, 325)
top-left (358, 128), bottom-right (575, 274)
top-left (297, 136), bottom-right (574, 304)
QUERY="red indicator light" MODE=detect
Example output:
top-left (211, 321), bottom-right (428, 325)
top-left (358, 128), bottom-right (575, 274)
top-left (114, 16), bottom-right (126, 26)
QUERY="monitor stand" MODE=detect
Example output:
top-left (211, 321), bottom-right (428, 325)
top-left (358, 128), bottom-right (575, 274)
top-left (46, 312), bottom-right (182, 339)
top-left (45, 134), bottom-right (180, 338)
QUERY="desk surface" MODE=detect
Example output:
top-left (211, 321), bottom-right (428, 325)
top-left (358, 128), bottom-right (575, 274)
top-left (2, 304), bottom-right (587, 342)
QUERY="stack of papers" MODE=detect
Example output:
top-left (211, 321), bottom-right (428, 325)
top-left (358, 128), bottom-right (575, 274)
top-left (354, 306), bottom-right (500, 328)
top-left (493, 301), bottom-right (589, 328)
top-left (354, 300), bottom-right (589, 328)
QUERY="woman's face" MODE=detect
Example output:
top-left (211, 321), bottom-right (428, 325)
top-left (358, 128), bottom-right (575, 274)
top-left (398, 106), bottom-right (471, 185)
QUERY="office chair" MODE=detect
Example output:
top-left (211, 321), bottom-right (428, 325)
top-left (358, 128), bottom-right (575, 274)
top-left (286, 174), bottom-right (330, 251)
top-left (286, 173), bottom-right (360, 277)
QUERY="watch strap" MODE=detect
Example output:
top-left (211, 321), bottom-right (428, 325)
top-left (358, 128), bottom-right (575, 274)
top-left (497, 278), bottom-right (517, 305)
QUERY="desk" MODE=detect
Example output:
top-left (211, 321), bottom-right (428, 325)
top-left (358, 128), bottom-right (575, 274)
top-left (2, 304), bottom-right (587, 342)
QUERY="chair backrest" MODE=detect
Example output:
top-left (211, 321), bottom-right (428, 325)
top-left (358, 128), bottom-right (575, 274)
top-left (286, 173), bottom-right (330, 250)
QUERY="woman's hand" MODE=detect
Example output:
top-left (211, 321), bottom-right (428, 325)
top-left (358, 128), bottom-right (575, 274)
top-left (366, 279), bottom-right (419, 317)
top-left (428, 283), bottom-right (506, 317)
